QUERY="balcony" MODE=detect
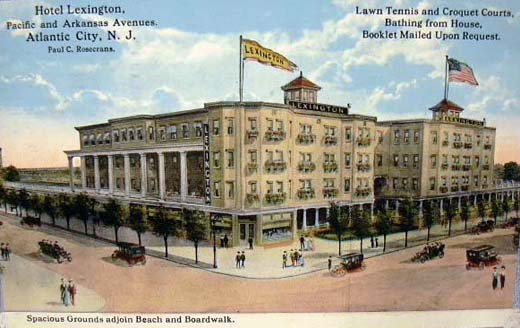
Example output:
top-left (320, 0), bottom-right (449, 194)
top-left (451, 186), bottom-right (459, 192)
top-left (265, 130), bottom-right (286, 142)
top-left (247, 129), bottom-right (259, 140)
top-left (246, 193), bottom-right (260, 204)
top-left (451, 164), bottom-right (461, 171)
top-left (323, 161), bottom-right (339, 173)
top-left (246, 162), bottom-right (258, 173)
top-left (482, 164), bottom-right (490, 170)
top-left (461, 185), bottom-right (469, 191)
top-left (355, 186), bottom-right (372, 197)
top-left (482, 184), bottom-right (489, 189)
top-left (464, 142), bottom-right (473, 149)
top-left (356, 163), bottom-right (371, 172)
top-left (264, 160), bottom-right (287, 173)
top-left (441, 163), bottom-right (449, 170)
top-left (440, 186), bottom-right (448, 193)
top-left (264, 192), bottom-right (286, 205)
top-left (297, 133), bottom-right (316, 145)
top-left (357, 137), bottom-right (371, 147)
top-left (324, 135), bottom-right (338, 146)
top-left (453, 141), bottom-right (463, 149)
top-left (462, 164), bottom-right (471, 171)
top-left (484, 144), bottom-right (492, 150)
top-left (297, 189), bottom-right (315, 200)
top-left (298, 161), bottom-right (316, 173)
top-left (323, 187), bottom-right (339, 199)
top-left (442, 140), bottom-right (449, 146)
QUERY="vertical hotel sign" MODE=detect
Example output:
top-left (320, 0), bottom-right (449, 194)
top-left (203, 123), bottom-right (211, 204)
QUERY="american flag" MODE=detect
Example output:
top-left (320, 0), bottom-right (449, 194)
top-left (448, 58), bottom-right (478, 86)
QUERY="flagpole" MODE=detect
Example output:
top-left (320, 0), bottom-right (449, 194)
top-left (444, 55), bottom-right (449, 100)
top-left (239, 35), bottom-right (243, 102)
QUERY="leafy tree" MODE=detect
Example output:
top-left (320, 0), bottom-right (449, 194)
top-left (29, 193), bottom-right (44, 219)
top-left (184, 209), bottom-right (207, 263)
top-left (58, 193), bottom-right (75, 230)
top-left (445, 200), bottom-right (458, 236)
top-left (87, 197), bottom-right (99, 237)
top-left (2, 165), bottom-right (20, 182)
top-left (6, 189), bottom-right (19, 216)
top-left (0, 183), bottom-right (7, 213)
top-left (351, 206), bottom-right (371, 253)
top-left (127, 205), bottom-right (148, 246)
top-left (477, 199), bottom-right (487, 222)
top-left (460, 197), bottom-right (471, 231)
top-left (514, 195), bottom-right (520, 217)
top-left (327, 202), bottom-right (349, 256)
top-left (503, 161), bottom-right (520, 182)
top-left (43, 194), bottom-right (58, 226)
top-left (73, 193), bottom-right (91, 235)
top-left (100, 198), bottom-right (125, 244)
top-left (491, 198), bottom-right (502, 225)
top-left (502, 197), bottom-right (511, 222)
top-left (148, 206), bottom-right (180, 257)
top-left (374, 209), bottom-right (393, 252)
top-left (17, 188), bottom-right (30, 217)
top-left (400, 198), bottom-right (417, 248)
top-left (423, 200), bottom-right (439, 241)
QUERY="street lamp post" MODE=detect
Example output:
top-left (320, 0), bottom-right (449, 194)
top-left (211, 214), bottom-right (222, 269)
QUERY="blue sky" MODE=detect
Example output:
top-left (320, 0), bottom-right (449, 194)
top-left (0, 0), bottom-right (519, 167)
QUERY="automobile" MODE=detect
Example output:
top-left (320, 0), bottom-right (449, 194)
top-left (21, 216), bottom-right (41, 227)
top-left (470, 220), bottom-right (495, 235)
top-left (499, 217), bottom-right (519, 229)
top-left (330, 252), bottom-right (365, 277)
top-left (411, 242), bottom-right (445, 263)
top-left (465, 245), bottom-right (501, 270)
top-left (111, 242), bottom-right (146, 266)
top-left (38, 240), bottom-right (72, 263)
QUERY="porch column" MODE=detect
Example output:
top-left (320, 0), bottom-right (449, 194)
top-left (302, 209), bottom-right (308, 231)
top-left (180, 151), bottom-right (188, 200)
top-left (419, 199), bottom-right (423, 218)
top-left (440, 198), bottom-right (444, 218)
top-left (488, 193), bottom-right (491, 204)
top-left (68, 156), bottom-right (74, 192)
top-left (94, 155), bottom-right (100, 191)
top-left (395, 200), bottom-right (399, 216)
top-left (473, 194), bottom-right (477, 207)
top-left (123, 154), bottom-right (131, 196)
top-left (158, 152), bottom-right (166, 200)
top-left (370, 203), bottom-right (374, 222)
top-left (108, 155), bottom-right (114, 194)
top-left (326, 208), bottom-right (330, 227)
top-left (292, 210), bottom-right (297, 240)
top-left (314, 208), bottom-right (319, 228)
top-left (140, 153), bottom-right (147, 197)
top-left (458, 196), bottom-right (461, 211)
top-left (80, 156), bottom-right (87, 189)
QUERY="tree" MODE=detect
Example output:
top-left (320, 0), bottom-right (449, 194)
top-left (2, 165), bottom-right (20, 182)
top-left (477, 199), bottom-right (487, 222)
top-left (184, 209), bottom-right (207, 263)
top-left (374, 209), bottom-right (393, 252)
top-left (351, 206), bottom-right (371, 253)
top-left (503, 161), bottom-right (520, 182)
top-left (423, 200), bottom-right (439, 241)
top-left (460, 197), bottom-right (471, 231)
top-left (327, 202), bottom-right (349, 256)
top-left (400, 198), bottom-right (417, 248)
top-left (87, 197), bottom-right (100, 237)
top-left (502, 197), bottom-right (511, 222)
top-left (100, 198), bottom-right (125, 244)
top-left (73, 193), bottom-right (91, 235)
top-left (0, 183), bottom-right (7, 213)
top-left (127, 205), bottom-right (148, 246)
top-left (43, 194), bottom-right (58, 226)
top-left (514, 195), bottom-right (520, 218)
top-left (6, 189), bottom-right (19, 216)
top-left (17, 188), bottom-right (30, 217)
top-left (29, 193), bottom-right (44, 219)
top-left (148, 206), bottom-right (180, 257)
top-left (58, 193), bottom-right (74, 230)
top-left (445, 200), bottom-right (457, 237)
top-left (491, 198), bottom-right (502, 225)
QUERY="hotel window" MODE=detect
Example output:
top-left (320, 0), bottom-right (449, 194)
top-left (357, 153), bottom-right (363, 164)
top-left (104, 132), bottom-right (111, 144)
top-left (465, 134), bottom-right (472, 143)
top-left (363, 154), bottom-right (370, 164)
top-left (324, 178), bottom-right (335, 188)
top-left (377, 130), bottom-right (383, 143)
top-left (393, 130), bottom-right (400, 144)
top-left (276, 181), bottom-right (283, 193)
top-left (442, 154), bottom-right (448, 164)
top-left (376, 154), bottom-right (383, 167)
top-left (451, 176), bottom-right (458, 187)
top-left (226, 150), bottom-right (234, 168)
top-left (412, 178), bottom-right (418, 191)
top-left (402, 178), bottom-right (408, 190)
top-left (266, 119), bottom-right (274, 131)
top-left (474, 176), bottom-right (479, 187)
top-left (249, 150), bottom-right (257, 163)
top-left (149, 157), bottom-right (156, 170)
top-left (97, 133), bottom-right (103, 145)
top-left (431, 131), bottom-right (438, 144)
top-left (169, 125), bottom-right (177, 140)
top-left (484, 156), bottom-right (489, 164)
top-left (345, 127), bottom-right (352, 142)
top-left (158, 127), bottom-right (166, 141)
top-left (249, 181), bottom-right (257, 193)
top-left (393, 178), bottom-right (399, 190)
top-left (275, 120), bottom-right (284, 132)
top-left (249, 118), bottom-right (257, 131)
top-left (89, 134), bottom-right (96, 145)
top-left (443, 132), bottom-right (449, 144)
top-left (194, 122), bottom-right (203, 137)
top-left (441, 176), bottom-right (447, 187)
top-left (344, 178), bottom-right (351, 193)
top-left (275, 150), bottom-right (283, 161)
top-left (300, 179), bottom-right (312, 190)
top-left (129, 129), bottom-right (135, 141)
top-left (212, 119), bottom-right (220, 135)
top-left (431, 155), bottom-right (437, 169)
top-left (413, 130), bottom-right (420, 143)
top-left (345, 153), bottom-right (351, 168)
top-left (429, 177), bottom-right (436, 191)
top-left (227, 118), bottom-right (234, 135)
top-left (83, 136), bottom-right (89, 147)
top-left (413, 154), bottom-right (419, 168)
top-left (475, 156), bottom-right (480, 167)
top-left (226, 181), bottom-right (234, 199)
top-left (213, 152), bottom-right (221, 168)
top-left (393, 154), bottom-right (399, 167)
top-left (483, 176), bottom-right (488, 184)
top-left (301, 152), bottom-right (311, 162)
top-left (113, 130), bottom-right (120, 143)
top-left (213, 181), bottom-right (221, 198)
top-left (181, 124), bottom-right (189, 138)
top-left (148, 126), bottom-right (155, 141)
top-left (464, 156), bottom-right (471, 165)
top-left (267, 181), bottom-right (274, 193)
top-left (121, 129), bottom-right (127, 142)
top-left (403, 154), bottom-right (409, 168)
top-left (325, 126), bottom-right (336, 136)
top-left (357, 128), bottom-right (363, 139)
top-left (476, 134), bottom-right (481, 145)
top-left (403, 130), bottom-right (410, 143)
top-left (485, 136), bottom-right (490, 144)
top-left (137, 128), bottom-right (143, 140)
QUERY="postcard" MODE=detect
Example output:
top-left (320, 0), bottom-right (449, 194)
top-left (1, 0), bottom-right (520, 327)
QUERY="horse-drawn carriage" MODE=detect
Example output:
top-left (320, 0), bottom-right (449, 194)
top-left (470, 220), bottom-right (495, 235)
top-left (465, 245), bottom-right (501, 270)
top-left (38, 240), bottom-right (72, 263)
top-left (111, 242), bottom-right (146, 266)
top-left (411, 242), bottom-right (445, 263)
top-left (21, 216), bottom-right (41, 227)
top-left (330, 252), bottom-right (365, 277)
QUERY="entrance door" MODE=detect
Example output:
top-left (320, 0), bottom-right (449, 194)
top-left (239, 223), bottom-right (255, 246)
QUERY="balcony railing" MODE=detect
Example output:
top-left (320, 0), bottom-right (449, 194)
top-left (246, 193), bottom-right (260, 204)
top-left (264, 192), bottom-right (286, 205)
top-left (323, 187), bottom-right (339, 199)
top-left (247, 129), bottom-right (259, 140)
top-left (451, 164), bottom-right (461, 171)
top-left (482, 164), bottom-right (490, 170)
top-left (453, 141), bottom-right (463, 149)
top-left (464, 142), bottom-right (473, 149)
top-left (484, 144), bottom-right (492, 150)
top-left (482, 184), bottom-right (489, 189)
top-left (297, 133), bottom-right (316, 145)
top-left (324, 135), bottom-right (338, 146)
top-left (462, 164), bottom-right (471, 171)
top-left (264, 160), bottom-right (287, 173)
top-left (440, 186), bottom-right (448, 193)
top-left (442, 140), bottom-right (449, 146)
top-left (297, 189), bottom-right (315, 200)
top-left (461, 185), bottom-right (469, 191)
top-left (247, 162), bottom-right (258, 173)
top-left (265, 130), bottom-right (286, 142)
top-left (441, 163), bottom-right (449, 170)
top-left (323, 161), bottom-right (338, 173)
top-left (451, 186), bottom-right (459, 192)
top-left (356, 163), bottom-right (371, 172)
top-left (357, 137), bottom-right (371, 147)
top-left (355, 187), bottom-right (372, 197)
top-left (297, 161), bottom-right (316, 173)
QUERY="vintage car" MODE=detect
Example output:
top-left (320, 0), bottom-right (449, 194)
top-left (499, 217), bottom-right (519, 229)
top-left (38, 240), bottom-right (72, 263)
top-left (412, 242), bottom-right (445, 263)
top-left (111, 242), bottom-right (146, 266)
top-left (21, 216), bottom-right (41, 227)
top-left (330, 252), bottom-right (365, 277)
top-left (470, 220), bottom-right (495, 235)
top-left (465, 245), bottom-right (501, 270)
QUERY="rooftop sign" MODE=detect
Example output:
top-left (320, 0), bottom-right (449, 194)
top-left (286, 100), bottom-right (351, 115)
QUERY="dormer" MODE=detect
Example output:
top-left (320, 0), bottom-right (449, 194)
top-left (281, 71), bottom-right (321, 104)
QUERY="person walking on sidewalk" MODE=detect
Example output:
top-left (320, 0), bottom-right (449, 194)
top-left (4, 244), bottom-right (10, 261)
top-left (328, 256), bottom-right (332, 271)
top-left (492, 267), bottom-right (498, 290)
top-left (370, 236), bottom-right (374, 248)
top-left (248, 237), bottom-right (253, 250)
top-left (375, 237), bottom-right (379, 248)
top-left (240, 251), bottom-right (246, 268)
top-left (500, 266), bottom-right (506, 289)
top-left (299, 236), bottom-right (305, 250)
top-left (235, 252), bottom-right (241, 268)
top-left (68, 280), bottom-right (77, 306)
top-left (290, 249), bottom-right (295, 266)
top-left (282, 251), bottom-right (287, 269)
top-left (0, 243), bottom-right (5, 261)
top-left (223, 234), bottom-right (229, 248)
top-left (60, 278), bottom-right (67, 304)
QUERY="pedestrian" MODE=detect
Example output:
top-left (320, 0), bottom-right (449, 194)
top-left (240, 251), bottom-right (246, 268)
top-left (0, 243), bottom-right (5, 261)
top-left (68, 280), bottom-right (77, 306)
top-left (248, 237), bottom-right (253, 250)
top-left (492, 267), bottom-right (498, 290)
top-left (290, 249), bottom-right (295, 266)
top-left (223, 234), bottom-right (229, 248)
top-left (375, 237), bottom-right (379, 248)
top-left (60, 278), bottom-right (67, 304)
top-left (299, 236), bottom-right (305, 250)
top-left (500, 266), bottom-right (506, 289)
top-left (282, 251), bottom-right (287, 269)
top-left (63, 280), bottom-right (72, 306)
top-left (235, 251), bottom-right (241, 268)
top-left (220, 235), bottom-right (224, 248)
top-left (294, 249), bottom-right (300, 265)
top-left (328, 256), bottom-right (332, 271)
top-left (5, 243), bottom-right (10, 261)
top-left (300, 253), bottom-right (305, 267)
top-left (370, 236), bottom-right (374, 248)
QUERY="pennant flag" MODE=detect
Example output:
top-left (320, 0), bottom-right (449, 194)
top-left (448, 58), bottom-right (479, 86)
top-left (242, 38), bottom-right (297, 72)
